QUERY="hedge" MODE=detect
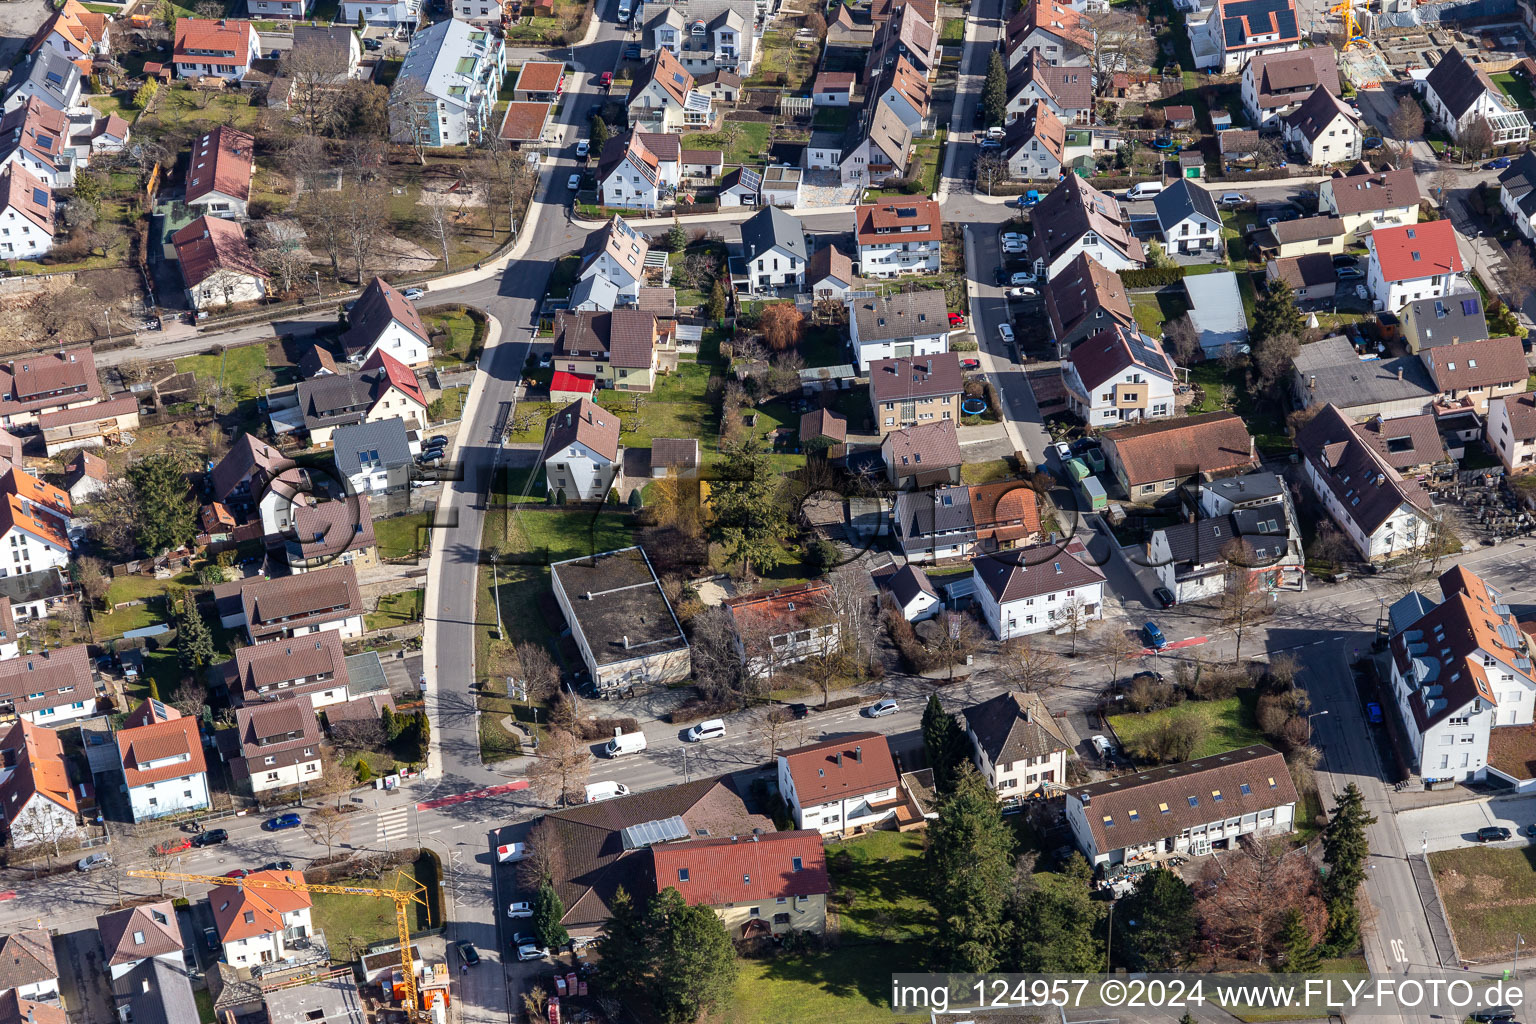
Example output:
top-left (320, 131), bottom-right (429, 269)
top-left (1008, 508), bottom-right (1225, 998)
top-left (1121, 266), bottom-right (1188, 288)
top-left (415, 849), bottom-right (444, 930)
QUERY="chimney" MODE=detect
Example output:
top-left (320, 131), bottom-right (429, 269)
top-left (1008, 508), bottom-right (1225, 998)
top-left (1396, 367), bottom-right (1404, 381)
top-left (835, 752), bottom-right (842, 766)
top-left (1308, 375), bottom-right (1316, 390)
top-left (623, 635), bottom-right (630, 649)
top-left (854, 745), bottom-right (862, 762)
top-left (1081, 791), bottom-right (1091, 807)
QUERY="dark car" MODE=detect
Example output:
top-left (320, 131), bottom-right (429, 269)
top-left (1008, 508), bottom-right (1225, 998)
top-left (623, 43), bottom-right (641, 59)
top-left (588, 103), bottom-right (603, 121)
top-left (263, 861), bottom-right (294, 872)
top-left (425, 434), bottom-right (449, 448)
top-left (1152, 587), bottom-right (1176, 609)
top-left (363, 37), bottom-right (382, 50)
top-left (1486, 156), bottom-right (1513, 170)
top-left (1472, 1008), bottom-right (1517, 1022)
top-left (191, 828), bottom-right (228, 847)
top-left (1331, 253), bottom-right (1358, 268)
top-left (457, 941), bottom-right (481, 966)
top-left (203, 927), bottom-right (219, 952)
top-left (1477, 826), bottom-right (1513, 842)
top-left (788, 703), bottom-right (809, 719)
top-left (263, 812), bottom-right (303, 831)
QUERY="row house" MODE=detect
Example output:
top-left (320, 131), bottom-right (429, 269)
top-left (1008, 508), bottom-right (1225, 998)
top-left (1318, 164), bottom-right (1420, 242)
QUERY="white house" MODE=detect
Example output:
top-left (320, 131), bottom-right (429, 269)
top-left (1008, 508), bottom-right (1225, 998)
top-left (185, 125), bottom-right (253, 221)
top-left (1005, 50), bottom-right (1092, 126)
top-left (172, 18), bottom-right (259, 81)
top-left (777, 733), bottom-right (902, 836)
top-left (1295, 403), bottom-right (1437, 562)
top-left (97, 903), bottom-right (184, 983)
top-left (1281, 86), bottom-right (1363, 165)
top-left (1489, 393), bottom-right (1536, 474)
top-left (1422, 47), bottom-right (1530, 146)
top-left (878, 563), bottom-right (941, 622)
top-left (738, 205), bottom-right (806, 295)
top-left (1062, 325), bottom-right (1177, 427)
top-left (1498, 150), bottom-right (1536, 243)
top-left (869, 56), bottom-right (932, 135)
top-left (388, 19), bottom-right (506, 147)
top-left (812, 72), bottom-right (854, 106)
top-left (0, 166), bottom-right (53, 261)
top-left (116, 698), bottom-right (210, 823)
top-left (1186, 0), bottom-right (1302, 73)
top-left (597, 131), bottom-right (680, 211)
top-left (1028, 175), bottom-right (1145, 280)
top-left (645, 0), bottom-right (757, 79)
top-left (806, 245), bottom-right (855, 301)
top-left (1064, 744), bottom-right (1298, 866)
top-left (0, 473), bottom-right (72, 579)
top-left (855, 198), bottom-right (941, 278)
top-left (1152, 179), bottom-right (1222, 255)
top-left (33, 0), bottom-right (110, 62)
top-left (1147, 504), bottom-right (1303, 604)
top-left (830, 104), bottom-right (913, 187)
top-left (233, 697), bottom-right (325, 795)
top-left (341, 0), bottom-right (421, 26)
top-left (1241, 48), bottom-right (1339, 128)
top-left (961, 690), bottom-right (1071, 802)
top-left (1004, 0), bottom-right (1094, 68)
top-left (3, 50), bottom-right (83, 115)
top-left (339, 277), bottom-right (433, 366)
top-left (172, 216), bottom-right (267, 311)
top-left (578, 216), bottom-right (649, 302)
top-left (971, 538), bottom-right (1106, 640)
top-left (1365, 220), bottom-right (1464, 313)
top-left (211, 869), bottom-right (315, 967)
top-left (237, 565), bottom-right (365, 645)
top-left (1387, 565), bottom-right (1536, 784)
top-left (330, 418), bottom-right (415, 497)
top-left (543, 397), bottom-right (621, 502)
top-left (847, 290), bottom-right (951, 371)
top-left (0, 100), bottom-right (72, 189)
top-left (1317, 166), bottom-right (1420, 242)
top-left (1003, 100), bottom-right (1089, 181)
top-left (0, 719), bottom-right (79, 849)
top-left (627, 48), bottom-right (716, 133)
top-left (726, 582), bottom-right (838, 678)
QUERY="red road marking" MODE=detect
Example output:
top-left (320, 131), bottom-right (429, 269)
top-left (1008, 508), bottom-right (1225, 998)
top-left (416, 780), bottom-right (528, 811)
top-left (1141, 636), bottom-right (1209, 655)
top-left (0, 891), bottom-right (19, 902)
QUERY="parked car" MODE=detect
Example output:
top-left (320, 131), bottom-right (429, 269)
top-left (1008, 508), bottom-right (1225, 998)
top-left (1001, 231), bottom-right (1027, 247)
top-left (1487, 156), bottom-right (1513, 170)
top-left (77, 852), bottom-right (112, 872)
top-left (1336, 266), bottom-right (1365, 280)
top-left (263, 861), bottom-right (294, 872)
top-left (687, 719), bottom-right (726, 741)
top-left (788, 703), bottom-right (809, 719)
top-left (960, 358), bottom-right (981, 369)
top-left (538, 352), bottom-right (553, 367)
top-left (599, 71), bottom-right (613, 88)
top-left (508, 901), bottom-right (533, 918)
top-left (192, 828), bottom-right (229, 847)
top-left (425, 434), bottom-right (449, 449)
top-left (948, 312), bottom-right (966, 326)
top-left (1142, 621), bottom-right (1168, 650)
top-left (1477, 826), bottom-right (1513, 843)
top-left (500, 842), bottom-right (529, 862)
top-left (868, 699), bottom-right (899, 718)
top-left (363, 37), bottom-right (382, 50)
top-left (402, 287), bottom-right (425, 300)
top-left (457, 941), bottom-right (480, 966)
top-left (1471, 1008), bottom-right (1516, 1022)
top-left (997, 323), bottom-right (1015, 344)
top-left (1217, 192), bottom-right (1249, 207)
top-left (223, 869), bottom-right (248, 880)
top-left (1331, 253), bottom-right (1358, 268)
top-left (567, 174), bottom-right (582, 191)
top-left (263, 812), bottom-right (303, 831)
top-left (1153, 587), bottom-right (1176, 609)
top-left (576, 139), bottom-right (590, 157)
top-left (517, 943), bottom-right (549, 962)
top-left (1007, 286), bottom-right (1038, 298)
top-left (1008, 271), bottom-right (1037, 286)
top-left (978, 138), bottom-right (1002, 150)
top-left (202, 927), bottom-right (219, 952)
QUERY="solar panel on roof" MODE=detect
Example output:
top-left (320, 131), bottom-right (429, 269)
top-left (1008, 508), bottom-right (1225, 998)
top-left (31, 189), bottom-right (46, 207)
top-left (621, 815), bottom-right (690, 850)
top-left (1462, 298), bottom-right (1479, 315)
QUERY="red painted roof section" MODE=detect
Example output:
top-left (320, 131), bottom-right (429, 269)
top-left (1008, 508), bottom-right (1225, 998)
top-left (357, 348), bottom-right (426, 407)
top-left (550, 370), bottom-right (595, 395)
top-left (650, 830), bottom-right (829, 906)
top-left (172, 215), bottom-right (265, 288)
top-left (1370, 220), bottom-right (1463, 283)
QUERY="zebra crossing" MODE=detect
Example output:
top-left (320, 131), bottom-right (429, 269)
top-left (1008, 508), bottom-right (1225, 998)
top-left (376, 807), bottom-right (411, 845)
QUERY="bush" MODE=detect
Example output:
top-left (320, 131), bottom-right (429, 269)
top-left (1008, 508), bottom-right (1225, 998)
top-left (415, 849), bottom-right (444, 929)
top-left (574, 716), bottom-right (642, 742)
top-left (1121, 266), bottom-right (1187, 288)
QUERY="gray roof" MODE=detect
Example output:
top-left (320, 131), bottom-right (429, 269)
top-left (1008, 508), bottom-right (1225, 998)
top-left (1271, 215), bottom-right (1344, 244)
top-left (884, 563), bottom-right (938, 606)
top-left (111, 958), bottom-right (198, 1024)
top-left (1401, 292), bottom-right (1487, 349)
top-left (1152, 508), bottom-right (1290, 575)
top-left (344, 651), bottom-right (389, 697)
top-left (13, 50), bottom-right (80, 112)
top-left (570, 274), bottom-right (619, 311)
top-left (1292, 335), bottom-right (1435, 411)
top-left (331, 418), bottom-right (413, 477)
top-left (1201, 472), bottom-right (1286, 506)
top-left (851, 290), bottom-right (950, 343)
top-left (893, 485), bottom-right (975, 547)
top-left (0, 567), bottom-right (66, 605)
top-left (1388, 590), bottom-right (1437, 635)
top-left (1500, 150), bottom-right (1536, 217)
top-left (1282, 86), bottom-right (1355, 143)
top-left (739, 205), bottom-right (806, 262)
top-left (1424, 48), bottom-right (1494, 121)
top-left (393, 17), bottom-right (494, 109)
top-left (549, 547), bottom-right (688, 668)
top-left (262, 972), bottom-right (367, 1024)
top-left (961, 691), bottom-right (1071, 764)
top-left (1182, 272), bottom-right (1250, 352)
top-left (1152, 179), bottom-right (1220, 233)
top-left (643, 0), bottom-right (758, 69)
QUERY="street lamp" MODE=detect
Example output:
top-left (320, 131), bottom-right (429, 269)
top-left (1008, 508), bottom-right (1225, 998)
top-left (1307, 709), bottom-right (1329, 743)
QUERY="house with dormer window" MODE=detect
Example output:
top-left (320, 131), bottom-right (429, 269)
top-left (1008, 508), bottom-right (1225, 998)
top-left (578, 216), bottom-right (649, 301)
top-left (648, 831), bottom-right (829, 937)
top-left (0, 166), bottom-right (54, 261)
top-left (0, 929), bottom-right (57, 1001)
top-left (172, 18), bottom-right (259, 80)
top-left (388, 19), bottom-right (506, 146)
top-left (232, 697), bottom-right (323, 794)
top-left (32, 0), bottom-right (109, 62)
top-left (1186, 0), bottom-right (1301, 73)
top-left (1029, 175), bottom-right (1145, 279)
top-left (646, 0), bottom-right (758, 78)
top-left (1063, 324), bottom-right (1177, 427)
top-left (1365, 220), bottom-right (1464, 313)
top-left (4, 50), bottom-right (82, 116)
top-left (229, 630), bottom-right (352, 708)
top-left (1005, 50), bottom-right (1091, 126)
top-left (232, 564), bottom-right (365, 644)
top-left (962, 691), bottom-right (1072, 800)
top-left (848, 290), bottom-right (950, 371)
top-left (627, 48), bottom-right (717, 133)
top-left (972, 538), bottom-right (1105, 640)
top-left (211, 869), bottom-right (315, 967)
top-left (116, 698), bottom-right (209, 822)
top-left (0, 100), bottom-right (72, 189)
top-left (542, 397), bottom-right (621, 502)
top-left (777, 733), bottom-right (901, 835)
top-left (0, 718), bottom-right (79, 847)
top-left (856, 198), bottom-right (942, 278)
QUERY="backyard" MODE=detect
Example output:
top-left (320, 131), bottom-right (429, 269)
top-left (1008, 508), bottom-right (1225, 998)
top-left (506, 360), bottom-right (719, 448)
top-left (1185, 361), bottom-right (1287, 452)
top-left (175, 343), bottom-right (276, 410)
top-left (1428, 846), bottom-right (1536, 960)
top-left (1109, 691), bottom-right (1266, 762)
top-left (681, 122), bottom-right (774, 168)
top-left (366, 590), bottom-right (424, 632)
top-left (374, 513), bottom-right (430, 560)
top-left (308, 856), bottom-right (435, 963)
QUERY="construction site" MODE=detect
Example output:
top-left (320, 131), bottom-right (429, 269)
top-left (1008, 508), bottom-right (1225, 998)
top-left (1329, 0), bottom-right (1536, 89)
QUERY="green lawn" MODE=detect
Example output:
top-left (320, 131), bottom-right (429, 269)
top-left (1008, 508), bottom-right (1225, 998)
top-left (308, 859), bottom-right (432, 961)
top-left (475, 560), bottom-right (546, 760)
top-left (139, 87), bottom-right (262, 133)
top-left (1129, 288), bottom-right (1190, 336)
top-left (175, 344), bottom-right (272, 406)
top-left (374, 512), bottom-right (430, 560)
top-left (681, 122), bottom-right (773, 168)
top-left (424, 307), bottom-right (485, 365)
top-left (940, 15), bottom-right (964, 41)
top-left (1186, 361), bottom-right (1287, 452)
top-left (1109, 692), bottom-right (1266, 762)
top-left (828, 831), bottom-right (929, 944)
top-left (960, 459), bottom-right (1016, 485)
top-left (504, 509), bottom-right (634, 562)
top-left (1428, 847), bottom-right (1536, 960)
top-left (194, 988), bottom-right (216, 1024)
top-left (366, 590), bottom-right (424, 632)
top-left (508, 360), bottom-right (718, 448)
top-left (1493, 72), bottom-right (1536, 111)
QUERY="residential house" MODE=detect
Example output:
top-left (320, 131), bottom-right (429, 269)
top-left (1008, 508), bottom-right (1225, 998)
top-left (549, 547), bottom-right (690, 693)
top-left (248, 0), bottom-right (312, 20)
top-left (648, 831), bottom-right (830, 937)
top-left (693, 69), bottom-right (740, 105)
top-left (812, 72), bottom-right (854, 106)
top-left (1064, 745), bottom-right (1298, 865)
top-left (1422, 47), bottom-right (1530, 145)
top-left (284, 495), bottom-right (379, 573)
top-left (552, 309), bottom-right (667, 392)
top-left (0, 100), bottom-right (72, 189)
top-left (1420, 335), bottom-right (1528, 415)
top-left (1318, 165), bottom-right (1421, 242)
top-left (288, 26), bottom-right (361, 79)
top-left (1004, 0), bottom-right (1094, 67)
top-left (172, 18), bottom-right (259, 80)
top-left (0, 570), bottom-right (67, 624)
top-left (63, 450), bottom-right (107, 504)
top-left (891, 485), bottom-right (976, 562)
top-left (1147, 505), bottom-right (1302, 603)
top-left (512, 61), bottom-right (565, 101)
top-left (868, 352), bottom-right (963, 433)
top-left (389, 19), bottom-right (506, 147)
top-left (961, 690), bottom-right (1071, 800)
top-left (645, 0), bottom-right (758, 79)
top-left (297, 343), bottom-right (342, 379)
top-left (1489, 393), bottom-right (1536, 474)
top-left (1281, 86), bottom-right (1363, 164)
top-left (1165, 106), bottom-right (1196, 129)
top-left (97, 902), bottom-right (183, 981)
top-left (542, 397), bottom-right (621, 502)
top-left (737, 205), bottom-right (806, 294)
top-left (855, 198), bottom-right (941, 278)
top-left (882, 420), bottom-right (962, 489)
top-left (185, 126), bottom-right (253, 220)
top-left (627, 48), bottom-right (716, 133)
top-left (287, 351), bottom-right (427, 445)
top-left (0, 719), bottom-right (78, 847)
top-left (0, 167), bottom-right (52, 260)
top-left (878, 563), bottom-right (941, 621)
top-left (236, 564), bottom-right (366, 644)
top-left (1028, 175), bottom-right (1145, 280)
top-left (866, 3), bottom-right (940, 82)
top-left (31, 0), bottom-right (109, 62)
top-left (228, 629), bottom-right (351, 708)
top-left (1267, 215), bottom-right (1347, 258)
top-left (869, 56), bottom-right (932, 136)
top-left (777, 733), bottom-right (901, 835)
top-left (848, 290), bottom-right (951, 371)
top-left (1045, 253), bottom-right (1136, 354)
top-left (1387, 566), bottom-right (1536, 783)
top-left (578, 215), bottom-right (649, 302)
top-left (1005, 50), bottom-right (1092, 126)
top-left (1400, 292), bottom-right (1488, 354)
top-left (1366, 220), bottom-right (1464, 313)
top-left (598, 131), bottom-right (671, 210)
top-left (339, 277), bottom-right (432, 367)
top-left (1266, 251), bottom-right (1336, 303)
top-left (1062, 324), bottom-right (1178, 427)
top-left (806, 245), bottom-right (855, 301)
top-left (210, 434), bottom-right (289, 512)
top-left (0, 930), bottom-right (56, 1000)
top-left (37, 394), bottom-right (140, 457)
top-left (172, 216), bottom-right (266, 311)
top-left (497, 100), bottom-right (550, 145)
top-left (87, 113), bottom-right (129, 156)
top-left (231, 697), bottom-right (323, 794)
top-left (211, 869), bottom-right (314, 967)
top-left (1295, 403), bottom-right (1437, 560)
top-left (969, 480), bottom-right (1043, 554)
top-left (1152, 178), bottom-right (1222, 254)
top-left (833, 104), bottom-right (913, 187)
top-left (1187, 0), bottom-right (1302, 73)
top-left (570, 276), bottom-right (620, 313)
top-left (1498, 149), bottom-right (1536, 243)
top-left (108, 958), bottom-right (196, 1024)
top-left (1219, 128), bottom-right (1262, 164)
top-left (2, 51), bottom-right (82, 116)
top-left (0, 348), bottom-right (100, 434)
top-left (726, 582), bottom-right (838, 678)
top-left (340, 0), bottom-right (421, 26)
top-left (1196, 470), bottom-right (1291, 517)
top-left (331, 418), bottom-right (413, 497)
top-left (115, 698), bottom-right (209, 823)
top-left (1183, 271), bottom-right (1251, 355)
top-left (1102, 411), bottom-right (1258, 503)
top-left (0, 480), bottom-right (70, 581)
top-left (1351, 412), bottom-right (1451, 477)
top-left (1291, 334), bottom-right (1436, 419)
top-left (972, 537), bottom-right (1105, 640)
top-left (1003, 100), bottom-right (1071, 182)
top-left (1240, 48), bottom-right (1339, 127)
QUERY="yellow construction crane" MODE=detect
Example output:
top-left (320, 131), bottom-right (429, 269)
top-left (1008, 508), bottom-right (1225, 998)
top-left (129, 869), bottom-right (431, 1021)
top-left (1330, 0), bottom-right (1368, 50)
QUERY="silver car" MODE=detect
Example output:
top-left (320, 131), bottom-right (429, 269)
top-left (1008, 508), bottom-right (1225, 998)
top-left (868, 699), bottom-right (899, 718)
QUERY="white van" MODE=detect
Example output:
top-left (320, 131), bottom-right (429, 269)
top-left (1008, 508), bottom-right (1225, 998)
top-left (687, 719), bottom-right (726, 742)
top-left (1090, 735), bottom-right (1114, 759)
top-left (585, 781), bottom-right (631, 803)
top-left (1124, 182), bottom-right (1164, 201)
top-left (606, 728), bottom-right (647, 758)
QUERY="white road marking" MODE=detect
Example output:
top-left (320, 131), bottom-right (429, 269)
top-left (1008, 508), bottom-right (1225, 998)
top-left (1390, 939), bottom-right (1408, 963)
top-left (377, 807), bottom-right (411, 842)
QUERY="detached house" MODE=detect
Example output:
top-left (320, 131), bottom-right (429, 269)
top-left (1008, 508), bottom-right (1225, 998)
top-left (836, 105), bottom-right (915, 188)
top-left (116, 698), bottom-right (209, 823)
top-left (777, 733), bottom-right (901, 836)
top-left (1045, 253), bottom-right (1136, 354)
top-left (32, 0), bottom-right (109, 62)
top-left (972, 538), bottom-right (1105, 639)
top-left (331, 418), bottom-right (414, 497)
top-left (184, 125), bottom-right (253, 220)
top-left (552, 309), bottom-right (667, 392)
top-left (389, 19), bottom-right (506, 147)
top-left (211, 869), bottom-right (315, 967)
top-left (1489, 393), bottom-right (1536, 474)
top-left (737, 205), bottom-right (807, 294)
top-left (0, 930), bottom-right (56, 1001)
top-left (1187, 0), bottom-right (1301, 73)
top-left (0, 166), bottom-right (53, 261)
top-left (172, 216), bottom-right (267, 311)
top-left (1318, 165), bottom-right (1420, 242)
top-left (0, 719), bottom-right (78, 848)
top-left (1029, 175), bottom-right (1145, 280)
top-left (172, 18), bottom-right (259, 81)
top-left (339, 277), bottom-right (432, 367)
top-left (1004, 0), bottom-right (1094, 67)
top-left (598, 131), bottom-right (670, 210)
top-left (340, 0), bottom-right (420, 26)
top-left (286, 349), bottom-right (427, 445)
top-left (868, 352), bottom-right (963, 433)
top-left (648, 831), bottom-right (830, 937)
top-left (848, 290), bottom-right (951, 371)
top-left (0, 100), bottom-right (71, 189)
top-left (1147, 505), bottom-right (1302, 603)
top-left (1365, 220), bottom-right (1464, 313)
top-left (627, 48), bottom-right (716, 133)
top-left (726, 582), bottom-right (838, 678)
top-left (97, 903), bottom-right (182, 982)
top-left (855, 198), bottom-right (941, 278)
top-left (542, 397), bottom-right (621, 502)
top-left (1152, 179), bottom-right (1222, 254)
top-left (882, 420), bottom-right (963, 489)
top-left (1063, 325), bottom-right (1177, 427)
top-left (1102, 411), bottom-right (1258, 502)
top-left (2, 51), bottom-right (81, 116)
top-left (1422, 47), bottom-right (1529, 146)
top-left (1003, 100), bottom-right (1071, 182)
top-left (232, 697), bottom-right (323, 794)
top-left (579, 216), bottom-right (649, 302)
top-left (1282, 86), bottom-right (1363, 165)
top-left (1499, 150), bottom-right (1536, 243)
top-left (235, 564), bottom-right (365, 644)
top-left (645, 0), bottom-right (758, 79)
top-left (1241, 48), bottom-right (1339, 127)
top-left (962, 690), bottom-right (1072, 801)
top-left (1005, 51), bottom-right (1092, 126)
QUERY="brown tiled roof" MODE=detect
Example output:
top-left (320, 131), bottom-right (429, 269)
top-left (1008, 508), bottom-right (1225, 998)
top-left (210, 434), bottom-right (287, 504)
top-left (649, 830), bottom-right (829, 907)
top-left (37, 394), bottom-right (138, 431)
top-left (1282, 85), bottom-right (1355, 143)
top-left (96, 902), bottom-right (182, 967)
top-left (1271, 214), bottom-right (1345, 244)
top-left (1103, 411), bottom-right (1256, 486)
top-left (1066, 324), bottom-right (1174, 393)
top-left (1350, 413), bottom-right (1447, 471)
top-left (972, 537), bottom-right (1104, 602)
top-left (298, 343), bottom-right (340, 378)
top-left (1325, 167), bottom-right (1420, 216)
top-left (962, 690), bottom-right (1070, 764)
top-left (967, 480), bottom-right (1041, 543)
top-left (1005, 100), bottom-right (1065, 165)
top-left (232, 629), bottom-right (348, 702)
top-left (807, 244), bottom-right (854, 287)
top-left (636, 287), bottom-right (676, 315)
top-left (1422, 336), bottom-right (1527, 392)
top-left (339, 276), bottom-right (429, 358)
top-left (172, 216), bottom-right (265, 289)
top-left (868, 352), bottom-right (963, 403)
top-left (498, 101), bottom-right (550, 142)
top-left (1007, 50), bottom-right (1091, 113)
top-left (0, 719), bottom-right (77, 829)
top-left (0, 100), bottom-right (68, 171)
top-left (1006, 0), bottom-right (1094, 54)
top-left (1498, 393), bottom-right (1536, 441)
top-left (726, 582), bottom-right (834, 640)
top-left (1066, 745), bottom-right (1298, 855)
top-left (0, 930), bottom-right (55, 991)
top-left (649, 438), bottom-right (698, 470)
top-left (814, 71), bottom-right (855, 94)
top-left (1295, 403), bottom-right (1434, 534)
top-left (552, 309), bottom-right (658, 370)
top-left (514, 60), bottom-right (564, 93)
top-left (800, 407), bottom-right (847, 443)
top-left (236, 694), bottom-right (319, 750)
top-left (631, 48), bottom-right (694, 108)
top-left (1219, 128), bottom-right (1260, 154)
top-left (0, 165), bottom-right (51, 236)
top-left (1045, 253), bottom-right (1136, 343)
top-left (882, 419), bottom-right (962, 472)
top-left (210, 870), bottom-right (310, 942)
top-left (0, 646), bottom-right (92, 716)
top-left (239, 564), bottom-right (362, 634)
top-left (855, 198), bottom-right (941, 246)
top-left (185, 126), bottom-right (253, 205)
top-left (1248, 48), bottom-right (1338, 109)
top-left (0, 992), bottom-right (63, 1024)
top-left (1269, 252), bottom-right (1336, 290)
top-left (288, 494), bottom-right (376, 562)
top-left (544, 396), bottom-right (621, 462)
top-left (781, 732), bottom-right (898, 802)
top-left (1030, 175), bottom-right (1144, 269)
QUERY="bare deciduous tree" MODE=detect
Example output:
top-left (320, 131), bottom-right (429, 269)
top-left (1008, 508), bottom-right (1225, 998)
top-left (514, 642), bottom-right (561, 703)
top-left (760, 706), bottom-right (791, 760)
top-left (307, 805), bottom-right (352, 860)
top-left (1220, 539), bottom-right (1273, 662)
top-left (1099, 629), bottom-right (1145, 691)
top-left (527, 729), bottom-right (592, 807)
top-left (1084, 8), bottom-right (1155, 75)
top-left (255, 221), bottom-right (311, 296)
top-left (1001, 635), bottom-right (1064, 693)
top-left (1164, 313), bottom-right (1203, 366)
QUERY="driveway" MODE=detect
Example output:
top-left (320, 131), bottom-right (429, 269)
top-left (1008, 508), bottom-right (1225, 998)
top-left (0, 0), bottom-right (49, 76)
top-left (1397, 793), bottom-right (1536, 853)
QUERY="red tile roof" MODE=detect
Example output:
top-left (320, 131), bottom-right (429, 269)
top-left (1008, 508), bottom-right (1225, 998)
top-left (726, 582), bottom-right (834, 638)
top-left (357, 348), bottom-right (426, 407)
top-left (5, 463), bottom-right (71, 519)
top-left (36, 394), bottom-right (138, 431)
top-left (172, 215), bottom-right (265, 289)
top-left (0, 165), bottom-right (51, 235)
top-left (209, 870), bottom-right (311, 942)
top-left (0, 719), bottom-right (77, 826)
top-left (340, 277), bottom-right (429, 358)
top-left (117, 699), bottom-right (206, 790)
top-left (515, 60), bottom-right (565, 93)
top-left (855, 198), bottom-right (941, 246)
top-left (33, 0), bottom-right (106, 55)
top-left (1103, 411), bottom-right (1256, 486)
top-left (185, 126), bottom-right (253, 205)
top-left (0, 347), bottom-right (98, 413)
top-left (650, 830), bottom-right (829, 906)
top-left (173, 18), bottom-right (256, 68)
top-left (0, 100), bottom-right (68, 172)
top-left (1423, 335), bottom-right (1528, 392)
top-left (780, 733), bottom-right (899, 803)
top-left (968, 480), bottom-right (1041, 544)
top-left (1371, 220), bottom-right (1463, 283)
